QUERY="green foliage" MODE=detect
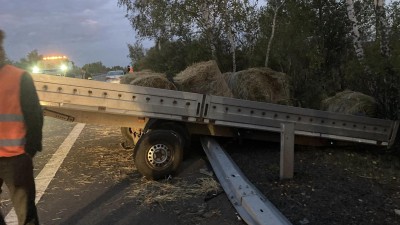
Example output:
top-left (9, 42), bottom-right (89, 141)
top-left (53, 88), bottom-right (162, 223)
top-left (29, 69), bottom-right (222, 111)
top-left (4, 57), bottom-right (13, 65)
top-left (342, 1), bottom-right (400, 120)
top-left (119, 0), bottom-right (399, 120)
top-left (137, 39), bottom-right (211, 77)
top-left (15, 49), bottom-right (42, 71)
top-left (82, 61), bottom-right (107, 75)
top-left (109, 65), bottom-right (125, 71)
top-left (252, 0), bottom-right (353, 108)
top-left (119, 0), bottom-right (260, 72)
top-left (128, 42), bottom-right (145, 69)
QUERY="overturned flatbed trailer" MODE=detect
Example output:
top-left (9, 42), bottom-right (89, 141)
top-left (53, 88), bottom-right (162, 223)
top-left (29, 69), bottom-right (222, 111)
top-left (32, 74), bottom-right (398, 180)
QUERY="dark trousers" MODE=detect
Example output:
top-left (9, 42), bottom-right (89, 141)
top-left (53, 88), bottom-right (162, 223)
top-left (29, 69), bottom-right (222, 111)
top-left (0, 154), bottom-right (39, 225)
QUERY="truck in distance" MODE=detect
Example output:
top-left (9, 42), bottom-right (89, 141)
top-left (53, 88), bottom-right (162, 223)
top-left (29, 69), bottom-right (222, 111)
top-left (32, 55), bottom-right (72, 76)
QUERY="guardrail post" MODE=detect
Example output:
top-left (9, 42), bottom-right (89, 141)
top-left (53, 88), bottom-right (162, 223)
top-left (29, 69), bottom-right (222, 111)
top-left (280, 123), bottom-right (294, 179)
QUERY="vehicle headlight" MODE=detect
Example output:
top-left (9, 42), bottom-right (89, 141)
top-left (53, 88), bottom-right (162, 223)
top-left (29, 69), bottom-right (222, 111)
top-left (32, 66), bottom-right (40, 73)
top-left (60, 64), bottom-right (68, 71)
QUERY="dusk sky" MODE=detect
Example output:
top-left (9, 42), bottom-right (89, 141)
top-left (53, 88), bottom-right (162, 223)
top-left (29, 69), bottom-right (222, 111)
top-left (0, 0), bottom-right (142, 67)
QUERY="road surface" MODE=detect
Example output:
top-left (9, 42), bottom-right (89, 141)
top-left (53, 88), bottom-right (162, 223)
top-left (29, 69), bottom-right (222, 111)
top-left (0, 117), bottom-right (243, 225)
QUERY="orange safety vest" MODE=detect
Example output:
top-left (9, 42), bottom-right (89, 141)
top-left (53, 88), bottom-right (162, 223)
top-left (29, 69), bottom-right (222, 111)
top-left (0, 65), bottom-right (27, 157)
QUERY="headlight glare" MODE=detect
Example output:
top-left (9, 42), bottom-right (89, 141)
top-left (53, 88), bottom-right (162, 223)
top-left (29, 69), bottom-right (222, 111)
top-left (32, 66), bottom-right (40, 73)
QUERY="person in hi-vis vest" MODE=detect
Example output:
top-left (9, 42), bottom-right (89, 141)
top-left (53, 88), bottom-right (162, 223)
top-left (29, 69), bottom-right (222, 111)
top-left (0, 29), bottom-right (43, 225)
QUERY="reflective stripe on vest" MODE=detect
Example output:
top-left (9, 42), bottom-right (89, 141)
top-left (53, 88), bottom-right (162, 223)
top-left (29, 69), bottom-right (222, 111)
top-left (0, 65), bottom-right (27, 157)
top-left (0, 139), bottom-right (26, 146)
top-left (0, 114), bottom-right (24, 121)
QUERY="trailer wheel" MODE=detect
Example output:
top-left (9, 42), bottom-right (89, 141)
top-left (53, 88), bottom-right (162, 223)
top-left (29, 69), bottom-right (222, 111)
top-left (133, 130), bottom-right (183, 180)
top-left (151, 122), bottom-right (189, 148)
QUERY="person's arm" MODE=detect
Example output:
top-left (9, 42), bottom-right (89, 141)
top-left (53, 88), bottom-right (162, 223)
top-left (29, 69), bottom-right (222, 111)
top-left (20, 73), bottom-right (43, 157)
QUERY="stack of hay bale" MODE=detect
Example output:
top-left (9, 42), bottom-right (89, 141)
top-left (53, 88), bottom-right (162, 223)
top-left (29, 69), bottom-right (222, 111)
top-left (321, 90), bottom-right (377, 117)
top-left (120, 71), bottom-right (177, 90)
top-left (120, 62), bottom-right (290, 103)
top-left (223, 67), bottom-right (290, 104)
top-left (173, 60), bottom-right (233, 97)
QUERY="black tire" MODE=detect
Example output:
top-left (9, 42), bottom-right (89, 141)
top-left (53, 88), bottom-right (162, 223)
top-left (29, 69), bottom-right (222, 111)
top-left (134, 130), bottom-right (183, 180)
top-left (152, 122), bottom-right (189, 148)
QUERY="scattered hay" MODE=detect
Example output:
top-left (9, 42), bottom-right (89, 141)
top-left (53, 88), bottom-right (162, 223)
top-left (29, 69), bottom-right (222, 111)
top-left (127, 177), bottom-right (221, 205)
top-left (130, 74), bottom-right (177, 90)
top-left (321, 90), bottom-right (377, 117)
top-left (120, 71), bottom-right (166, 85)
top-left (223, 67), bottom-right (290, 104)
top-left (173, 60), bottom-right (233, 97)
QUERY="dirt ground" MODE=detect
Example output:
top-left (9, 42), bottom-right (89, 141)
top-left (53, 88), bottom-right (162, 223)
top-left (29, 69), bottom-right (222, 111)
top-left (224, 139), bottom-right (400, 225)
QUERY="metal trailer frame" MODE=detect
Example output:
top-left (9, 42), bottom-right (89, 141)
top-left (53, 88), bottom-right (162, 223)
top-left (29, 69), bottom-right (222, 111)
top-left (33, 74), bottom-right (399, 179)
top-left (33, 74), bottom-right (398, 146)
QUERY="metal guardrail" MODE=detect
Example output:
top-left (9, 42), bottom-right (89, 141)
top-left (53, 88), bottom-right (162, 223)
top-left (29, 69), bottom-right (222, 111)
top-left (201, 137), bottom-right (292, 225)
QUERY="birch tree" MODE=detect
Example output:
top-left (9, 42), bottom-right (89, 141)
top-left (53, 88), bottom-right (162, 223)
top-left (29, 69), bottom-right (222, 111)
top-left (197, 1), bottom-right (219, 59)
top-left (220, 0), bottom-right (255, 72)
top-left (374, 0), bottom-right (391, 57)
top-left (345, 0), bottom-right (366, 64)
top-left (265, 0), bottom-right (284, 68)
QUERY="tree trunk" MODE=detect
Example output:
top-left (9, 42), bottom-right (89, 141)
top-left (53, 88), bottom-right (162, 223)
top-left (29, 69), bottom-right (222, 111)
top-left (345, 0), bottom-right (378, 97)
top-left (222, 0), bottom-right (236, 72)
top-left (345, 0), bottom-right (366, 63)
top-left (227, 28), bottom-right (236, 72)
top-left (201, 3), bottom-right (217, 60)
top-left (374, 0), bottom-right (391, 57)
top-left (265, 1), bottom-right (283, 68)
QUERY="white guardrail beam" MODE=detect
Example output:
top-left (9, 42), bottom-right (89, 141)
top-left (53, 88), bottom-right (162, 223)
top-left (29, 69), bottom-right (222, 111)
top-left (201, 137), bottom-right (293, 225)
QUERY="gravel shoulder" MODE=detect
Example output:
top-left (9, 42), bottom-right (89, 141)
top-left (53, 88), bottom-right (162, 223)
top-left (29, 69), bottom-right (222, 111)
top-left (227, 140), bottom-right (400, 225)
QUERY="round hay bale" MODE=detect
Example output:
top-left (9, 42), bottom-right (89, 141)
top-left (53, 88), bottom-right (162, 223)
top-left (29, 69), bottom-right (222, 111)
top-left (120, 71), bottom-right (166, 84)
top-left (173, 60), bottom-right (233, 97)
top-left (130, 74), bottom-right (177, 90)
top-left (223, 67), bottom-right (290, 104)
top-left (321, 90), bottom-right (377, 117)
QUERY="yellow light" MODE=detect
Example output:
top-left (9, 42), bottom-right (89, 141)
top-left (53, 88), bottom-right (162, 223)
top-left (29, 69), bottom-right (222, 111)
top-left (43, 55), bottom-right (68, 60)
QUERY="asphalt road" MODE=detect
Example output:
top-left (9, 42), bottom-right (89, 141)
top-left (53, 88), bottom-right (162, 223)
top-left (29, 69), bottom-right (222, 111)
top-left (1, 117), bottom-right (243, 225)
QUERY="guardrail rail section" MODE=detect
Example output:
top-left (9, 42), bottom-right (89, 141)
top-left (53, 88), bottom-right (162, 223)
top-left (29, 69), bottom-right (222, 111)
top-left (201, 137), bottom-right (293, 225)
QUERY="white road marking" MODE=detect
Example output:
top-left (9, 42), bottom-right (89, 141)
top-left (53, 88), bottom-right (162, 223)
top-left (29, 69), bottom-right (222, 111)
top-left (5, 123), bottom-right (86, 224)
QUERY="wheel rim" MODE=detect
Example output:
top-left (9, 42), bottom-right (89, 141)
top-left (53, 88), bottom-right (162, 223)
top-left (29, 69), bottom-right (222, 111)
top-left (147, 144), bottom-right (173, 169)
